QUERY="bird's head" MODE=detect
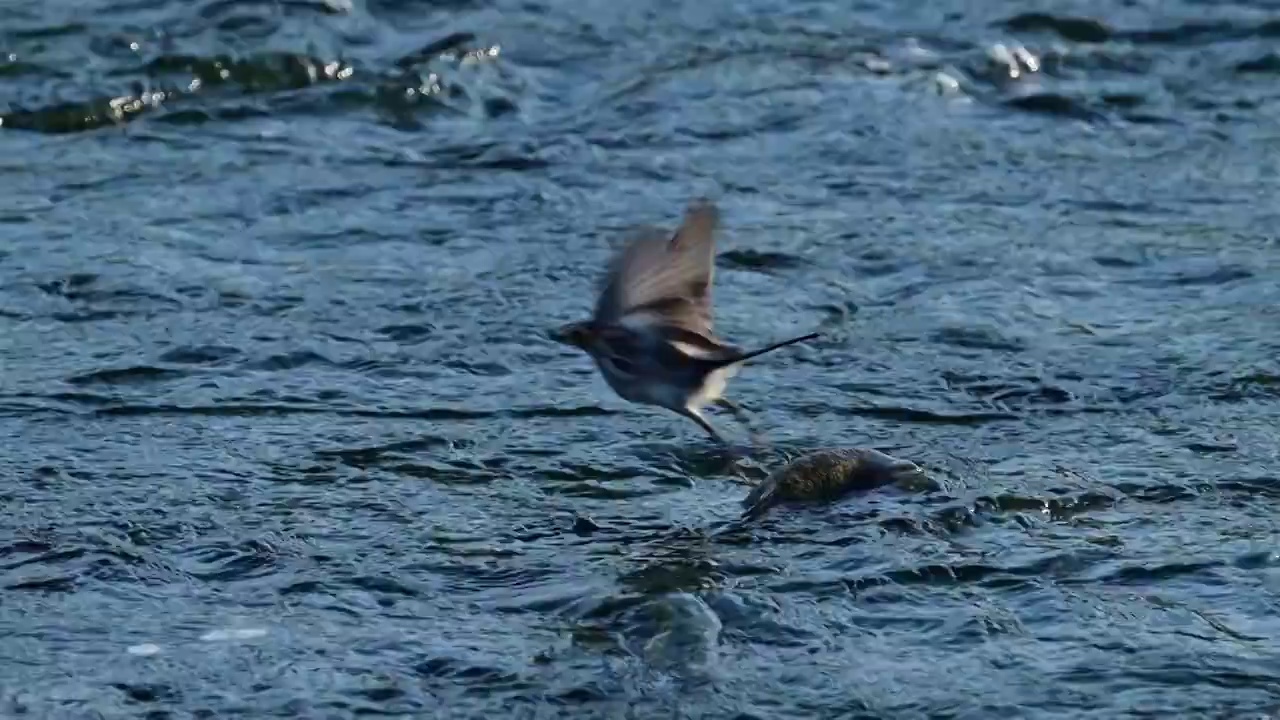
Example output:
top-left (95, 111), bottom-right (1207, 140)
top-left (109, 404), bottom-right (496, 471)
top-left (550, 320), bottom-right (596, 350)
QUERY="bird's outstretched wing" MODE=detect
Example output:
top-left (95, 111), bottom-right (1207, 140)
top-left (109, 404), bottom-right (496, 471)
top-left (592, 198), bottom-right (719, 336)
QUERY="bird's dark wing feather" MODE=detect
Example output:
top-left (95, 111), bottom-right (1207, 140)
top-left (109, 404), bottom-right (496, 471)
top-left (595, 322), bottom-right (741, 379)
top-left (653, 324), bottom-right (741, 363)
top-left (592, 199), bottom-right (718, 335)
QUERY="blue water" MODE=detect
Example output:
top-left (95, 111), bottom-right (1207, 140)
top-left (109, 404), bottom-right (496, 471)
top-left (3, 0), bottom-right (1280, 717)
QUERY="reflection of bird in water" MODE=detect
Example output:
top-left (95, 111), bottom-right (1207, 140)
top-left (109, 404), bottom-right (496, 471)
top-left (740, 447), bottom-right (934, 520)
top-left (550, 197), bottom-right (820, 445)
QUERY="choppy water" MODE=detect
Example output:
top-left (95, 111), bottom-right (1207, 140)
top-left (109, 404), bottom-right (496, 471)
top-left (3, 0), bottom-right (1280, 717)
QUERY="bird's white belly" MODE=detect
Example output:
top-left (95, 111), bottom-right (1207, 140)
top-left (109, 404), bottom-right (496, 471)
top-left (686, 365), bottom-right (738, 410)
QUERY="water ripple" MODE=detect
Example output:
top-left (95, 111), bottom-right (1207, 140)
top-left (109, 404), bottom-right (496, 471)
top-left (4, 0), bottom-right (1280, 717)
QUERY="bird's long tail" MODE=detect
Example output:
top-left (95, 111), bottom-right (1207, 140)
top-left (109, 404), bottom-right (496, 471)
top-left (717, 331), bottom-right (821, 367)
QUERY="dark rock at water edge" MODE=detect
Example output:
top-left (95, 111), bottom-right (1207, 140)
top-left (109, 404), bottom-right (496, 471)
top-left (740, 448), bottom-right (935, 520)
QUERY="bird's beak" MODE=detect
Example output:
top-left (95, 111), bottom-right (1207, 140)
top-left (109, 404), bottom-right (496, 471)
top-left (551, 322), bottom-right (591, 348)
top-left (549, 324), bottom-right (577, 346)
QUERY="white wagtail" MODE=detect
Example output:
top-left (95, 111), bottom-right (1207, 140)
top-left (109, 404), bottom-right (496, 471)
top-left (551, 198), bottom-right (820, 444)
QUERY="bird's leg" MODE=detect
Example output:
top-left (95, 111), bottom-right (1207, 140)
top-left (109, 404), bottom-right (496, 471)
top-left (680, 407), bottom-right (727, 445)
top-left (681, 407), bottom-right (755, 476)
top-left (714, 397), bottom-right (766, 447)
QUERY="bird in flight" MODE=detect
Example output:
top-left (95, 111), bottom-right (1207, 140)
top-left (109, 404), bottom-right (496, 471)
top-left (550, 197), bottom-right (820, 445)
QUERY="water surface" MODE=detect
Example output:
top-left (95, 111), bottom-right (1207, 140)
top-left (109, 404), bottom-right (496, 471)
top-left (3, 0), bottom-right (1280, 717)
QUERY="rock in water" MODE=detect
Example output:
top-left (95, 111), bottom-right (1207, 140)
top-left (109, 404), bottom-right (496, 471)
top-left (740, 447), bottom-right (933, 520)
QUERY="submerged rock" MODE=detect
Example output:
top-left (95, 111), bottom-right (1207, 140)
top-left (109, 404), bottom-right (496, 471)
top-left (740, 447), bottom-right (934, 519)
top-left (572, 514), bottom-right (600, 536)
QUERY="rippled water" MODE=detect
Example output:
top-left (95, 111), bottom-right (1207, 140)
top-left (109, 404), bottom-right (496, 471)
top-left (3, 0), bottom-right (1280, 717)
